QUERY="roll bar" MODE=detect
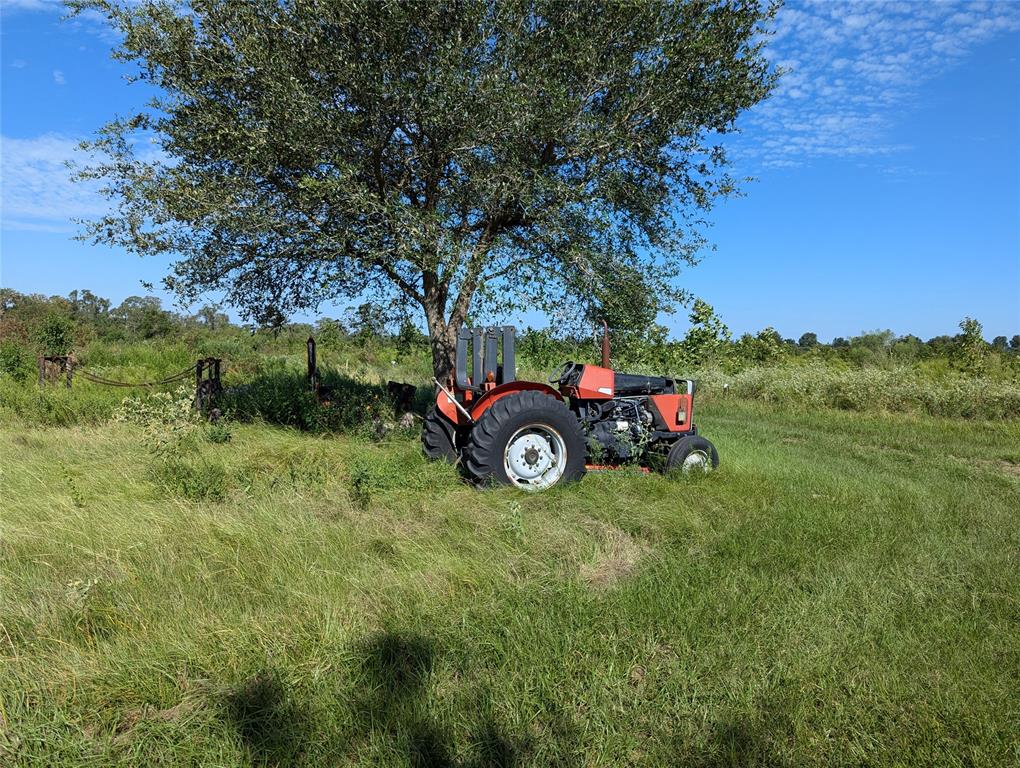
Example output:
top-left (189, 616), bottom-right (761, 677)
top-left (455, 326), bottom-right (516, 392)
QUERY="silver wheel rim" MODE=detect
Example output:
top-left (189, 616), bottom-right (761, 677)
top-left (681, 449), bottom-right (711, 473)
top-left (503, 424), bottom-right (567, 490)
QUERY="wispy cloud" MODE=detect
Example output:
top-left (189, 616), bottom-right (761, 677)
top-left (736, 0), bottom-right (1020, 168)
top-left (0, 134), bottom-right (106, 233)
top-left (1, 133), bottom-right (165, 233)
top-left (0, 0), bottom-right (63, 10)
top-left (52, 69), bottom-right (66, 85)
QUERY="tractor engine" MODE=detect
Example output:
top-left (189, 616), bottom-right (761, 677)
top-left (582, 397), bottom-right (655, 463)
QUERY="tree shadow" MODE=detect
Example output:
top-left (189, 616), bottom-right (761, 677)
top-left (224, 669), bottom-right (309, 767)
top-left (654, 696), bottom-right (797, 768)
top-left (218, 369), bottom-right (407, 432)
top-left (356, 632), bottom-right (451, 767)
top-left (219, 632), bottom-right (580, 767)
top-left (350, 630), bottom-right (576, 768)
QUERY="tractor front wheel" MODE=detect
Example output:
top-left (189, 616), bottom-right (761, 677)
top-left (422, 407), bottom-right (458, 463)
top-left (463, 391), bottom-right (586, 490)
top-left (664, 435), bottom-right (719, 474)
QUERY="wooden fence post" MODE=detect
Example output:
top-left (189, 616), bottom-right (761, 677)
top-left (194, 358), bottom-right (205, 410)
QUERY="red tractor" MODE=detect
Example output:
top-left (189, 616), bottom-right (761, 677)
top-left (423, 326), bottom-right (718, 490)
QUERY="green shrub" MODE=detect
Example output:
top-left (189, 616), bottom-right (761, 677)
top-left (151, 455), bottom-right (229, 501)
top-left (219, 367), bottom-right (395, 435)
top-left (0, 340), bottom-right (33, 381)
top-left (33, 312), bottom-right (75, 356)
top-left (206, 422), bottom-right (233, 444)
top-left (114, 386), bottom-right (201, 456)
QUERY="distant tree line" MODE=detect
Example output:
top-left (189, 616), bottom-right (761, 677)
top-left (1, 288), bottom-right (1017, 382)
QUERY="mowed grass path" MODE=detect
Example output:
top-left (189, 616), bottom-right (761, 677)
top-left (1, 402), bottom-right (1018, 766)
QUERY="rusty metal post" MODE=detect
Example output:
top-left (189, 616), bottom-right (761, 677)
top-left (307, 336), bottom-right (318, 395)
top-left (601, 320), bottom-right (611, 368)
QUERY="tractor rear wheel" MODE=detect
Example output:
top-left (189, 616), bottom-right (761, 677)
top-left (463, 391), bottom-right (586, 490)
top-left (422, 407), bottom-right (458, 463)
top-left (664, 435), bottom-right (719, 474)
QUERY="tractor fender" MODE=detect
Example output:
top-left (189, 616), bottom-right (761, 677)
top-left (468, 381), bottom-right (564, 422)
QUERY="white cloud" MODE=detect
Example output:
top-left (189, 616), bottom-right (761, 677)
top-left (52, 69), bottom-right (65, 85)
top-left (11, 59), bottom-right (28, 69)
top-left (0, 134), bottom-right (106, 233)
top-left (0, 0), bottom-right (63, 11)
top-left (735, 0), bottom-right (1020, 167)
top-left (1, 133), bottom-right (166, 233)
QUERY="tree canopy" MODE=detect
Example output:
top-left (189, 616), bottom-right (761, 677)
top-left (74, 0), bottom-right (778, 377)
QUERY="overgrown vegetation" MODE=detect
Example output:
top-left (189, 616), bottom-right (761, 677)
top-left (2, 288), bottom-right (1018, 424)
top-left (2, 287), bottom-right (1018, 764)
top-left (2, 401), bottom-right (1018, 766)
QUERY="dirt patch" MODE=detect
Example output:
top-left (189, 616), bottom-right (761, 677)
top-left (580, 523), bottom-right (649, 589)
top-left (961, 456), bottom-right (1020, 478)
top-left (987, 459), bottom-right (1020, 477)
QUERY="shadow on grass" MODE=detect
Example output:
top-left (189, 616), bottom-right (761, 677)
top-left (221, 631), bottom-right (579, 767)
top-left (656, 697), bottom-right (797, 768)
top-left (219, 369), bottom-right (428, 433)
top-left (225, 670), bottom-right (309, 767)
top-left (353, 631), bottom-right (528, 768)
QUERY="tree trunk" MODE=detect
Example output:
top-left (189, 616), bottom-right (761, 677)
top-left (424, 304), bottom-right (459, 384)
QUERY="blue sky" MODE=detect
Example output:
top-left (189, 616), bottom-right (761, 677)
top-left (1, 0), bottom-right (1018, 341)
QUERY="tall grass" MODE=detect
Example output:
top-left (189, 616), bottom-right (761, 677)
top-left (1, 402), bottom-right (1018, 765)
top-left (696, 363), bottom-right (1020, 419)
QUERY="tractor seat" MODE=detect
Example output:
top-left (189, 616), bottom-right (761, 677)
top-left (613, 371), bottom-right (676, 396)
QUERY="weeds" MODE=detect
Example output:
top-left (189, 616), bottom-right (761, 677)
top-left (2, 403), bottom-right (1018, 765)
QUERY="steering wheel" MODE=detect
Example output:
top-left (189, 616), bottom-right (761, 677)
top-left (548, 361), bottom-right (575, 384)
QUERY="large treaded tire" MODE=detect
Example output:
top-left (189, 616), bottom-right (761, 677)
top-left (463, 391), bottom-right (587, 489)
top-left (422, 407), bottom-right (458, 463)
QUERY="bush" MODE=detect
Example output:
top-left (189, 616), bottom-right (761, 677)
top-left (151, 455), bottom-right (230, 501)
top-left (114, 386), bottom-right (201, 455)
top-left (33, 312), bottom-right (75, 356)
top-left (0, 379), bottom-right (122, 426)
top-left (219, 366), bottom-right (396, 435)
top-left (205, 422), bottom-right (233, 444)
top-left (0, 340), bottom-right (33, 381)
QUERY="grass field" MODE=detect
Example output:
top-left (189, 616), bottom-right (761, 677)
top-left (2, 401), bottom-right (1018, 766)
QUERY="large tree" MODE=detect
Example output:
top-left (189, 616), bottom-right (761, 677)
top-left (74, 0), bottom-right (778, 378)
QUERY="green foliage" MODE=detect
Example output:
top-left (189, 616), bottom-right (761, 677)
top-left (205, 421), bottom-right (233, 444)
top-left (678, 299), bottom-right (731, 367)
top-left (114, 386), bottom-right (201, 456)
top-left (151, 454), bottom-right (229, 501)
top-left (954, 316), bottom-right (986, 375)
top-left (0, 340), bottom-right (33, 381)
top-left (34, 311), bottom-right (74, 356)
top-left (516, 327), bottom-right (578, 374)
top-left (736, 327), bottom-right (785, 365)
top-left (699, 363), bottom-right (1020, 419)
top-left (798, 332), bottom-right (818, 348)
